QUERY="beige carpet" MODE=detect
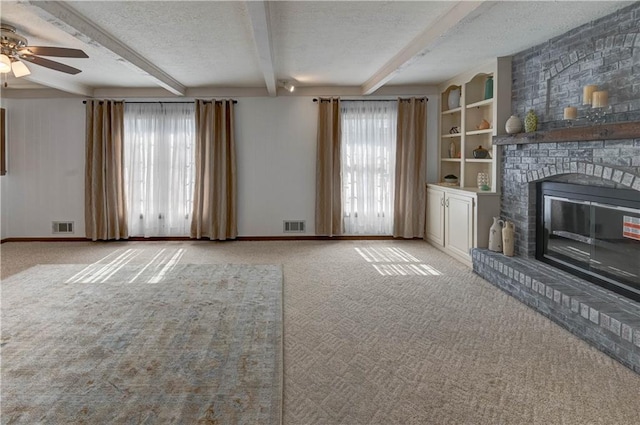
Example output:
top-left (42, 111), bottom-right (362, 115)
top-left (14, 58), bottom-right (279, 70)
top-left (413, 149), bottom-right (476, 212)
top-left (2, 240), bottom-right (640, 424)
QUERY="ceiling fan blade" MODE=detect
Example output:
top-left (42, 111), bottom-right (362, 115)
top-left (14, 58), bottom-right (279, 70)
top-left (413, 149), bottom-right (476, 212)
top-left (21, 46), bottom-right (88, 58)
top-left (19, 54), bottom-right (82, 75)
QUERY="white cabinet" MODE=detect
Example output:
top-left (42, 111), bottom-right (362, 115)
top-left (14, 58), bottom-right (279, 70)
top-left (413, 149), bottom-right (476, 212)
top-left (426, 187), bottom-right (445, 246)
top-left (445, 192), bottom-right (474, 260)
top-left (425, 184), bottom-right (500, 266)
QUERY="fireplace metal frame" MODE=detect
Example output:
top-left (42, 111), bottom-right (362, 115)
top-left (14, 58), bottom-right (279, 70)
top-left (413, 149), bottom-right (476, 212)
top-left (536, 181), bottom-right (640, 302)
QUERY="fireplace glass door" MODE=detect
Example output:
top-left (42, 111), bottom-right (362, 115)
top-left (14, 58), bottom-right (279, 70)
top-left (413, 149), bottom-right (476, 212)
top-left (538, 182), bottom-right (640, 301)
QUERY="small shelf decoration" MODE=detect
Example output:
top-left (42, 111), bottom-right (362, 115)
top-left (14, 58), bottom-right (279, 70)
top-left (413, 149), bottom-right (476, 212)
top-left (443, 174), bottom-right (458, 184)
top-left (448, 141), bottom-right (456, 158)
top-left (476, 119), bottom-right (491, 130)
top-left (563, 106), bottom-right (577, 127)
top-left (447, 86), bottom-right (461, 110)
top-left (524, 110), bottom-right (537, 132)
top-left (564, 84), bottom-right (611, 126)
top-left (505, 115), bottom-right (522, 134)
top-left (472, 145), bottom-right (489, 159)
top-left (477, 172), bottom-right (490, 190)
top-left (484, 76), bottom-right (493, 100)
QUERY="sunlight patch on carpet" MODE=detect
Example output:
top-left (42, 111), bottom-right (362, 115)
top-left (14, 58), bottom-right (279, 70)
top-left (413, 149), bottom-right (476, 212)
top-left (355, 247), bottom-right (442, 276)
top-left (65, 248), bottom-right (187, 284)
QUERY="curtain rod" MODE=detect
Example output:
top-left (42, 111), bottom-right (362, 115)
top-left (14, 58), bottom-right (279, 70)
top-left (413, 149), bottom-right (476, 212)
top-left (82, 100), bottom-right (238, 104)
top-left (313, 98), bottom-right (427, 102)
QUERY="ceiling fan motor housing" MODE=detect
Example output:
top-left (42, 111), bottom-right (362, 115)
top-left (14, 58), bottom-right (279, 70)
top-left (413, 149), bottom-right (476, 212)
top-left (1, 24), bottom-right (28, 58)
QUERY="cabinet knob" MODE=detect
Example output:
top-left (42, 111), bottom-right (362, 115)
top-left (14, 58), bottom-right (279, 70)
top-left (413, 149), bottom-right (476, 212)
top-left (440, 197), bottom-right (444, 207)
top-left (445, 199), bottom-right (449, 207)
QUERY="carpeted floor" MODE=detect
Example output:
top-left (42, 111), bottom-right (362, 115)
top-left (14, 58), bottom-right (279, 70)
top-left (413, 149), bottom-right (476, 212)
top-left (2, 240), bottom-right (640, 424)
top-left (1, 261), bottom-right (282, 424)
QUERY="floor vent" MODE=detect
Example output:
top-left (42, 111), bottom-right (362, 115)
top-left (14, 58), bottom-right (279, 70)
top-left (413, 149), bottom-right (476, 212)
top-left (52, 221), bottom-right (74, 234)
top-left (283, 220), bottom-right (306, 233)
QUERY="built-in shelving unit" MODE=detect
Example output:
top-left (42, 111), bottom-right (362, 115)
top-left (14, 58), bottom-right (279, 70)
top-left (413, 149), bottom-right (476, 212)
top-left (437, 57), bottom-right (512, 192)
top-left (428, 58), bottom-right (512, 266)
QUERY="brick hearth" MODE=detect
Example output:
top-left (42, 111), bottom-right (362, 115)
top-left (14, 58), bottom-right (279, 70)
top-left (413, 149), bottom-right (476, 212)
top-left (472, 249), bottom-right (640, 373)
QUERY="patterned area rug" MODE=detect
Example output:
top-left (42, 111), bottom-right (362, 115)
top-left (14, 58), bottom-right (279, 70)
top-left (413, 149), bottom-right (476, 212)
top-left (1, 263), bottom-right (283, 424)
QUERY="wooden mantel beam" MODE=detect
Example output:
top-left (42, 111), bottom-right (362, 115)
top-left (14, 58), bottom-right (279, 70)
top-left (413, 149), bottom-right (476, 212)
top-left (493, 122), bottom-right (640, 145)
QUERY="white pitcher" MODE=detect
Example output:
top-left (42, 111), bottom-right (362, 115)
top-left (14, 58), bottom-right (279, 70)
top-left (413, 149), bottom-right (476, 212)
top-left (502, 221), bottom-right (515, 256)
top-left (488, 217), bottom-right (504, 252)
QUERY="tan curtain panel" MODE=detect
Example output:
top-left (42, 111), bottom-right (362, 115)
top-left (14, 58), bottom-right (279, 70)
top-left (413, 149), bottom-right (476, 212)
top-left (85, 100), bottom-right (128, 241)
top-left (394, 97), bottom-right (427, 238)
top-left (315, 98), bottom-right (342, 236)
top-left (190, 99), bottom-right (237, 240)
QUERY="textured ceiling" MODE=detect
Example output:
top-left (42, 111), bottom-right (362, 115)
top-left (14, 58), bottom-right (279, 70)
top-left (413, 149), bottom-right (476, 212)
top-left (67, 1), bottom-right (265, 88)
top-left (270, 1), bottom-right (452, 85)
top-left (389, 1), bottom-right (635, 85)
top-left (0, 1), bottom-right (633, 97)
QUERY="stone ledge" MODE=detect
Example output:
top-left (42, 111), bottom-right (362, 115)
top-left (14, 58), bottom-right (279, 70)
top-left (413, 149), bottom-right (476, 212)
top-left (472, 248), bottom-right (640, 374)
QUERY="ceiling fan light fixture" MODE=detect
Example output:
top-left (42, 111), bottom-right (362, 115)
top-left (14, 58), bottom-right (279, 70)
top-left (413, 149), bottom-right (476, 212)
top-left (11, 60), bottom-right (30, 77)
top-left (284, 81), bottom-right (295, 92)
top-left (0, 54), bottom-right (11, 73)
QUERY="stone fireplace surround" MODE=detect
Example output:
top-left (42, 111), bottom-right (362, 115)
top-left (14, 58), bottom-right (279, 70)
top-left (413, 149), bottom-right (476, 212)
top-left (472, 128), bottom-right (640, 373)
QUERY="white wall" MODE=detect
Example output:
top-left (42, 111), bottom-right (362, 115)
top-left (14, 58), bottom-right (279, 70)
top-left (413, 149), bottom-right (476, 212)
top-left (2, 98), bottom-right (86, 238)
top-left (1, 95), bottom-right (438, 238)
top-left (236, 97), bottom-right (318, 236)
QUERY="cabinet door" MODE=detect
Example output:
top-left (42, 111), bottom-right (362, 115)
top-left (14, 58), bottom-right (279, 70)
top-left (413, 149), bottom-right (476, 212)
top-left (426, 188), bottom-right (445, 246)
top-left (445, 193), bottom-right (474, 260)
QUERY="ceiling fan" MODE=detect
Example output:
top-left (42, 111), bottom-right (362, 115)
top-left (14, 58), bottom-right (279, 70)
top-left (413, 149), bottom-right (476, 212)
top-left (0, 23), bottom-right (88, 79)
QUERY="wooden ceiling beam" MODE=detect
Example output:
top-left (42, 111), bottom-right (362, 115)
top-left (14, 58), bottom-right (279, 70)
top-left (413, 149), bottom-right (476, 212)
top-left (28, 1), bottom-right (186, 96)
top-left (361, 1), bottom-right (485, 95)
top-left (246, 0), bottom-right (277, 97)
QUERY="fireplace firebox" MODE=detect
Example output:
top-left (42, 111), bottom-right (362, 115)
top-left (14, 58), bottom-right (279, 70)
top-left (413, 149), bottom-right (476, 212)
top-left (536, 182), bottom-right (640, 302)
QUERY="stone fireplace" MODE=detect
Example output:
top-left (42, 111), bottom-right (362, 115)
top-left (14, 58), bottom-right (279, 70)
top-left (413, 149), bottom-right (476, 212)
top-left (473, 129), bottom-right (640, 373)
top-left (472, 1), bottom-right (640, 372)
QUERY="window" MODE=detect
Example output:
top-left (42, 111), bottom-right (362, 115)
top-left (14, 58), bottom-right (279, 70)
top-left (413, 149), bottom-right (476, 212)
top-left (341, 101), bottom-right (397, 235)
top-left (124, 103), bottom-right (195, 237)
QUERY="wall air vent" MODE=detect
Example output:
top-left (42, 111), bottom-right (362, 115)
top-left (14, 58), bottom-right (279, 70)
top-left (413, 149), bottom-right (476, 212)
top-left (52, 221), bottom-right (74, 234)
top-left (283, 220), bottom-right (306, 233)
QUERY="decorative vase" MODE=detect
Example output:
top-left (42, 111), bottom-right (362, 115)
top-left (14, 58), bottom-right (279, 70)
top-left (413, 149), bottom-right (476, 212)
top-left (505, 115), bottom-right (522, 134)
top-left (484, 76), bottom-right (493, 100)
top-left (488, 217), bottom-right (505, 252)
top-left (447, 87), bottom-right (461, 110)
top-left (472, 145), bottom-right (489, 159)
top-left (502, 221), bottom-right (515, 256)
top-left (449, 141), bottom-right (456, 159)
top-left (524, 109), bottom-right (538, 132)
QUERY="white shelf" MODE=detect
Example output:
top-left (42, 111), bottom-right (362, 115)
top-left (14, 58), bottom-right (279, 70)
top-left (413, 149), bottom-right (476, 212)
top-left (441, 158), bottom-right (461, 162)
top-left (442, 107), bottom-right (462, 115)
top-left (465, 158), bottom-right (493, 163)
top-left (466, 128), bottom-right (493, 136)
top-left (466, 98), bottom-right (493, 109)
top-left (441, 133), bottom-right (461, 138)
